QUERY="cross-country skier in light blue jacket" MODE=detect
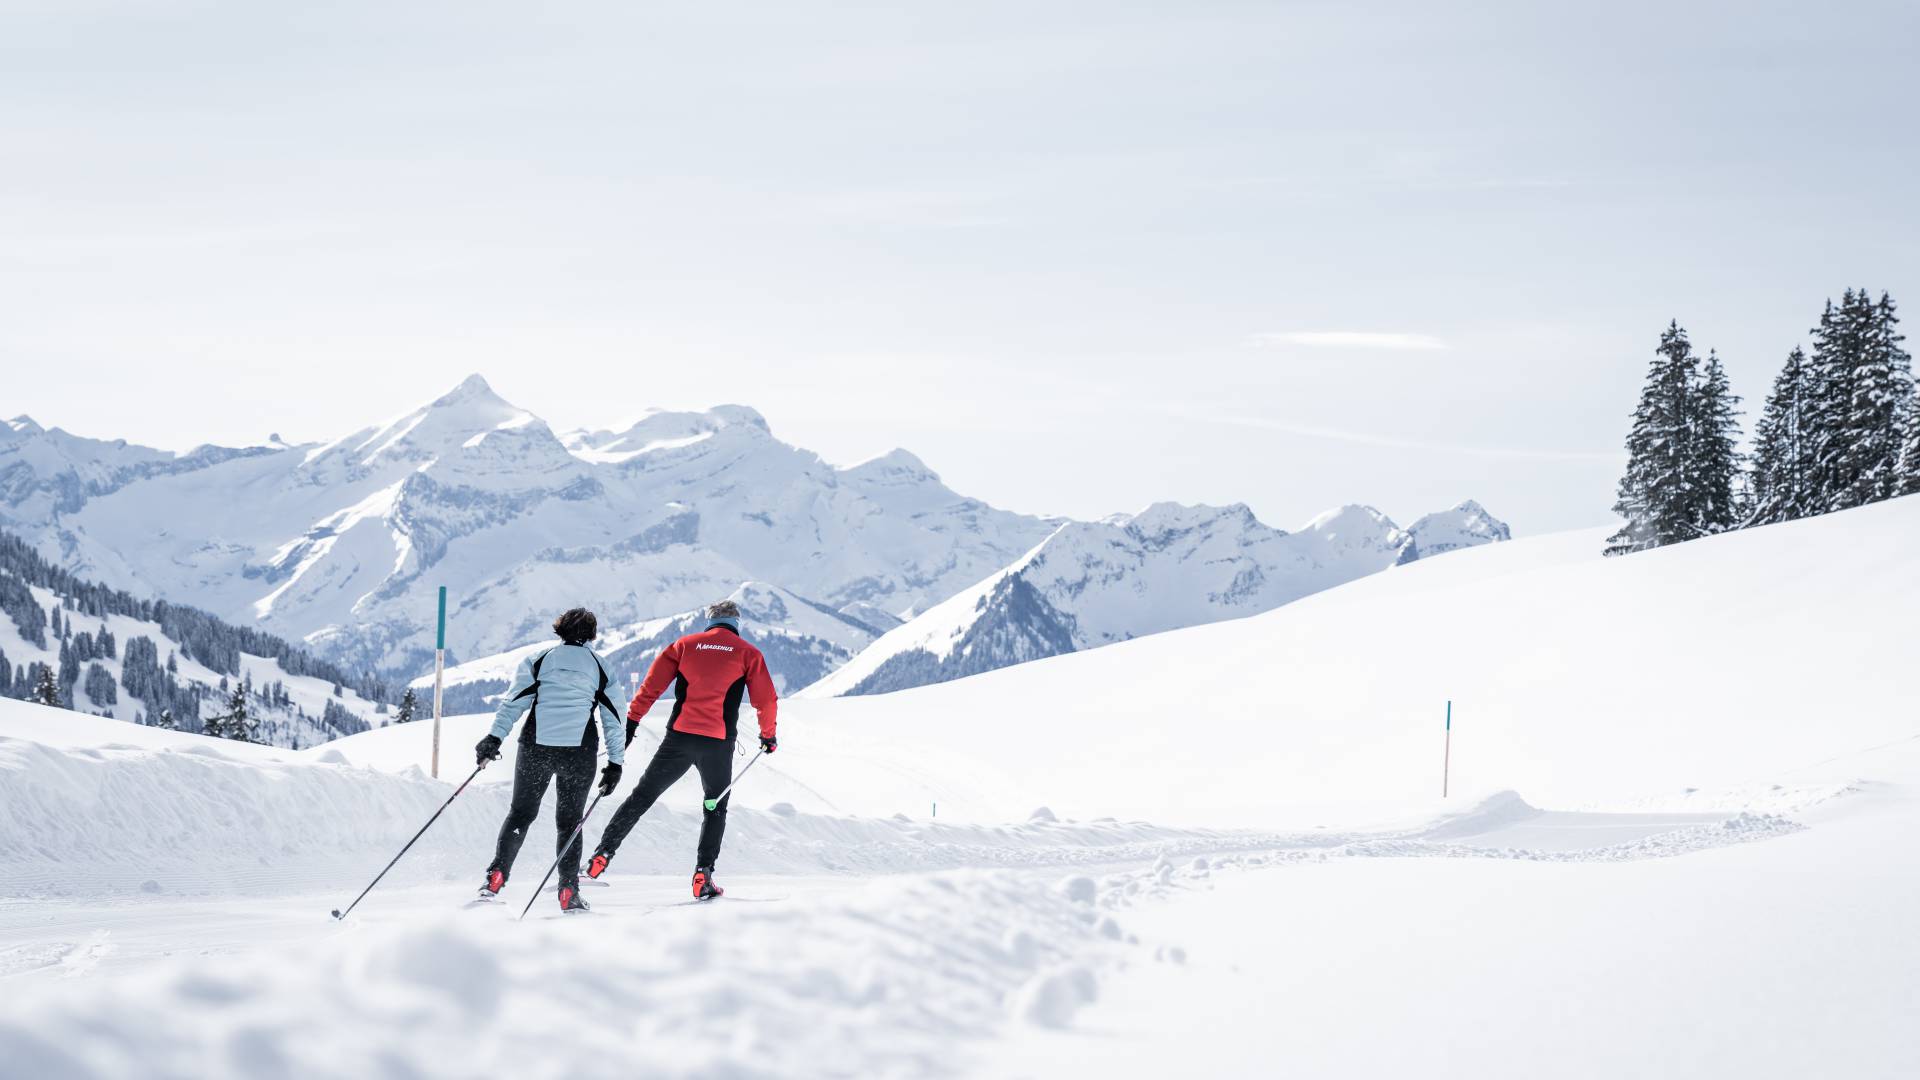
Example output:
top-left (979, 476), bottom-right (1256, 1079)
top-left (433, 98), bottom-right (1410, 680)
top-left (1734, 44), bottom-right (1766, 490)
top-left (472, 606), bottom-right (626, 912)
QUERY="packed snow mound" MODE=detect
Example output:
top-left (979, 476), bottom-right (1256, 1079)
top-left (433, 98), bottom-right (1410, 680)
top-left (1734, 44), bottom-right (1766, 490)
top-left (10, 375), bottom-right (1054, 679)
top-left (0, 703), bottom-right (1343, 901)
top-left (778, 495), bottom-right (1920, 824)
top-left (806, 497), bottom-right (1509, 696)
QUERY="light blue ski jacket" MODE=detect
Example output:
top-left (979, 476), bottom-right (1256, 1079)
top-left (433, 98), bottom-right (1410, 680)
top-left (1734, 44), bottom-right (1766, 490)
top-left (489, 643), bottom-right (625, 764)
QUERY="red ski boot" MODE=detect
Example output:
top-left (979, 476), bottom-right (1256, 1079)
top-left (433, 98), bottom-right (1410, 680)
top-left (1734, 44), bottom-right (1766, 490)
top-left (691, 866), bottom-right (723, 901)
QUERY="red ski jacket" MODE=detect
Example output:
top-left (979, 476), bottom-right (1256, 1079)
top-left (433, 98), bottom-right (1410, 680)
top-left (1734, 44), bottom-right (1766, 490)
top-left (628, 624), bottom-right (778, 742)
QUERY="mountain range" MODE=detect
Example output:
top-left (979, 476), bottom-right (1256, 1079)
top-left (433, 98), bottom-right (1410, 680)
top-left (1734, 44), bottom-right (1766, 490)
top-left (3, 376), bottom-right (1049, 680)
top-left (3, 376), bottom-right (1509, 703)
top-left (804, 499), bottom-right (1510, 696)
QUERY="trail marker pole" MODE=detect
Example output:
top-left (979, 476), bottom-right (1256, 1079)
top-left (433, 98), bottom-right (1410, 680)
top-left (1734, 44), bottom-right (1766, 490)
top-left (1442, 700), bottom-right (1452, 798)
top-left (431, 586), bottom-right (447, 779)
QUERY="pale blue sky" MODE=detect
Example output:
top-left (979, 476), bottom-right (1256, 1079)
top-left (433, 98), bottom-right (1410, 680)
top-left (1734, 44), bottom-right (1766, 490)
top-left (4, 1), bottom-right (1914, 533)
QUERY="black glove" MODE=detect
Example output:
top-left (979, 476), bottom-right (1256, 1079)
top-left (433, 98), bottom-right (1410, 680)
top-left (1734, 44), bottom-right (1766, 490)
top-left (598, 762), bottom-right (623, 797)
top-left (475, 734), bottom-right (502, 765)
top-left (624, 719), bottom-right (639, 748)
top-left (759, 735), bottom-right (777, 754)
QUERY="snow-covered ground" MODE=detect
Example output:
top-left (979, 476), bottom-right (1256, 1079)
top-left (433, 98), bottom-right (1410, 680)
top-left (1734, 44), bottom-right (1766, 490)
top-left (1, 497), bottom-right (1916, 1077)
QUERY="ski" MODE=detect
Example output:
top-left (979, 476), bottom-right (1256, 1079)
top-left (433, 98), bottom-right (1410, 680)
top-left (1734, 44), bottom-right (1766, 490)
top-left (648, 895), bottom-right (788, 911)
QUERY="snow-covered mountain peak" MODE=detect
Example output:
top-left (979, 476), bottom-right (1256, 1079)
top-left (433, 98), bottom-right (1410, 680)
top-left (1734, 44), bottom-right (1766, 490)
top-left (1299, 503), bottom-right (1399, 539)
top-left (843, 448), bottom-right (940, 485)
top-left (563, 405), bottom-right (774, 465)
top-left (5, 416), bottom-right (43, 436)
top-left (433, 373), bottom-right (510, 409)
top-left (1398, 500), bottom-right (1514, 564)
top-left (1124, 502), bottom-right (1265, 545)
top-left (299, 375), bottom-right (572, 483)
top-left (706, 404), bottom-right (771, 433)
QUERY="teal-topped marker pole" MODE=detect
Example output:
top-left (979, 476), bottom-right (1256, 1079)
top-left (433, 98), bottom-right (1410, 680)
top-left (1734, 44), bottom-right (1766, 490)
top-left (431, 586), bottom-right (447, 779)
top-left (1442, 700), bottom-right (1452, 798)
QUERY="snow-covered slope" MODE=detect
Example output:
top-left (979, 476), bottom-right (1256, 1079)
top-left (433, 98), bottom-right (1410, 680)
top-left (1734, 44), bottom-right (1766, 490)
top-left (808, 498), bottom-right (1508, 697)
top-left (1, 497), bottom-right (1914, 1079)
top-left (779, 494), bottom-right (1920, 824)
top-left (9, 377), bottom-right (1054, 679)
top-left (0, 537), bottom-right (388, 747)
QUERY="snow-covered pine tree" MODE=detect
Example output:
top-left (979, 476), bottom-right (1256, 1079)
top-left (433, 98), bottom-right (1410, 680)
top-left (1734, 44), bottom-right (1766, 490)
top-left (1805, 290), bottom-right (1887, 510)
top-left (1801, 295), bottom-right (1852, 510)
top-left (31, 663), bottom-right (59, 707)
top-left (1818, 290), bottom-right (1913, 510)
top-left (1689, 349), bottom-right (1742, 534)
top-left (217, 684), bottom-right (256, 742)
top-left (156, 708), bottom-right (176, 731)
top-left (1608, 321), bottom-right (1700, 555)
top-left (396, 686), bottom-right (417, 724)
top-left (56, 636), bottom-right (78, 707)
top-left (1748, 346), bottom-right (1817, 524)
top-left (84, 662), bottom-right (117, 707)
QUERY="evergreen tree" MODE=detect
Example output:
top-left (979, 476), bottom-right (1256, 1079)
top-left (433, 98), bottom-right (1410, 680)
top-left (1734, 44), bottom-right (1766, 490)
top-left (1829, 291), bottom-right (1913, 508)
top-left (83, 662), bottom-right (117, 707)
top-left (30, 663), bottom-right (59, 708)
top-left (49, 606), bottom-right (62, 640)
top-left (1749, 346), bottom-right (1818, 523)
top-left (156, 708), bottom-right (176, 731)
top-left (396, 686), bottom-right (418, 724)
top-left (56, 636), bottom-right (78, 706)
top-left (218, 684), bottom-right (256, 742)
top-left (1608, 321), bottom-right (1700, 555)
top-left (1801, 296), bottom-right (1850, 508)
top-left (1689, 349), bottom-right (1742, 534)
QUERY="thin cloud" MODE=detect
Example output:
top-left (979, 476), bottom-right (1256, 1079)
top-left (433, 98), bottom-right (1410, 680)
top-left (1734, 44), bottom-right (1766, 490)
top-left (1248, 331), bottom-right (1450, 351)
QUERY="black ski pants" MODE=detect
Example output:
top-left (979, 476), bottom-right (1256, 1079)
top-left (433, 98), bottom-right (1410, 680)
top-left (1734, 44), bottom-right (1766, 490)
top-left (597, 728), bottom-right (734, 869)
top-left (488, 740), bottom-right (597, 888)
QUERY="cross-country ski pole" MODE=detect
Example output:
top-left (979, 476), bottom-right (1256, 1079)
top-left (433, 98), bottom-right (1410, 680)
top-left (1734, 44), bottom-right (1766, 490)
top-left (704, 749), bottom-right (764, 811)
top-left (517, 791), bottom-right (606, 921)
top-left (332, 760), bottom-right (489, 920)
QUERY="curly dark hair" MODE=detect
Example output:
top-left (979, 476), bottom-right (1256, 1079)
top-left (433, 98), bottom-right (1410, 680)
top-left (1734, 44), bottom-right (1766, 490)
top-left (552, 607), bottom-right (598, 644)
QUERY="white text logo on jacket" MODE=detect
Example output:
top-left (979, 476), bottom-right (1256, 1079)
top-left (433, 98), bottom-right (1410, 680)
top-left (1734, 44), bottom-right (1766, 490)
top-left (695, 643), bottom-right (736, 652)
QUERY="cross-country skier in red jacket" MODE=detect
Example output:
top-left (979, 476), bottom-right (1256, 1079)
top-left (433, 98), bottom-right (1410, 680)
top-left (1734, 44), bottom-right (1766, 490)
top-left (587, 599), bottom-right (778, 899)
